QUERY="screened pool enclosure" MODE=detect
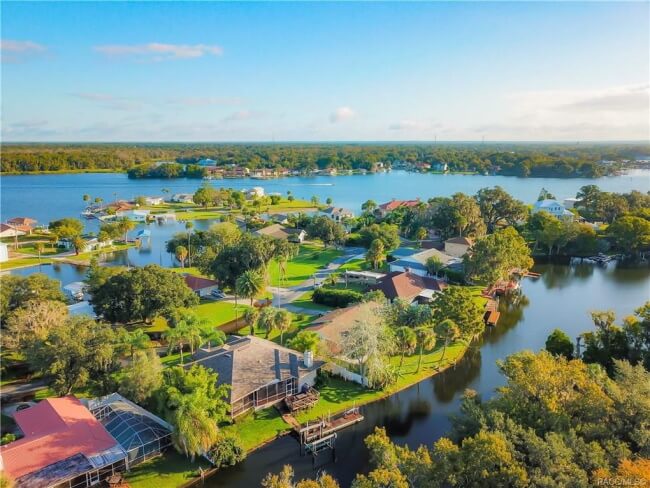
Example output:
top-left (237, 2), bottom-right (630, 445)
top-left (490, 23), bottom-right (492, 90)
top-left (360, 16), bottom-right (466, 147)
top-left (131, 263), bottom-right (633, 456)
top-left (88, 394), bottom-right (173, 466)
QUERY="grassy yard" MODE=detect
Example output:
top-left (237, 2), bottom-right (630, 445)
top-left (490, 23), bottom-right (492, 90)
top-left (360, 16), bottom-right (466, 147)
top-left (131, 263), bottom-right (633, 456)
top-left (64, 243), bottom-right (135, 262)
top-left (267, 244), bottom-right (343, 287)
top-left (290, 290), bottom-right (334, 312)
top-left (145, 300), bottom-right (249, 335)
top-left (238, 312), bottom-right (315, 345)
top-left (226, 340), bottom-right (469, 452)
top-left (0, 257), bottom-right (53, 270)
top-left (126, 451), bottom-right (211, 488)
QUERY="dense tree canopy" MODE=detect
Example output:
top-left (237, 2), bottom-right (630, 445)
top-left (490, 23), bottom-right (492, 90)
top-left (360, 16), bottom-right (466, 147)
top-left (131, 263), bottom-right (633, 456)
top-left (0, 274), bottom-right (66, 323)
top-left (464, 227), bottom-right (533, 284)
top-left (355, 351), bottom-right (650, 487)
top-left (91, 265), bottom-right (199, 323)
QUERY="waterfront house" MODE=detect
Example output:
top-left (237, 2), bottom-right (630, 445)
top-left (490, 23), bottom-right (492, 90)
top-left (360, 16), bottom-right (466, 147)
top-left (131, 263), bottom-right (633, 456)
top-left (389, 247), bottom-right (458, 277)
top-left (183, 274), bottom-right (221, 298)
top-left (0, 396), bottom-right (128, 488)
top-left (372, 271), bottom-right (446, 304)
top-left (6, 217), bottom-right (37, 235)
top-left (0, 223), bottom-right (25, 238)
top-left (197, 158), bottom-right (217, 167)
top-left (444, 237), bottom-right (474, 258)
top-left (307, 301), bottom-right (383, 385)
top-left (143, 196), bottom-right (165, 206)
top-left (187, 336), bottom-right (323, 418)
top-left (532, 199), bottom-right (575, 221)
top-left (563, 197), bottom-right (582, 209)
top-left (170, 193), bottom-right (194, 204)
top-left (244, 186), bottom-right (265, 199)
top-left (254, 224), bottom-right (306, 243)
top-left (320, 206), bottom-right (354, 223)
top-left (116, 209), bottom-right (150, 222)
top-left (376, 199), bottom-right (421, 217)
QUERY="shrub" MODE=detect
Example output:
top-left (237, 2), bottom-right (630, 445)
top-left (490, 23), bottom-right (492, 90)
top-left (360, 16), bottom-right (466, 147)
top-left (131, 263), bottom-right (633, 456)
top-left (208, 434), bottom-right (245, 468)
top-left (312, 288), bottom-right (363, 307)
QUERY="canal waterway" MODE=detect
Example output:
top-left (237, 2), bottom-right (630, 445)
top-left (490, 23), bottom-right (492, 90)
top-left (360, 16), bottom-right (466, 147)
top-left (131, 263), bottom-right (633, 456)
top-left (209, 260), bottom-right (650, 487)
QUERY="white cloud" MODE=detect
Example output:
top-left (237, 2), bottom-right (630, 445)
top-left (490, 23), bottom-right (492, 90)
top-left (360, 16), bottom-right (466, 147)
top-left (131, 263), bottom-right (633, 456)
top-left (222, 110), bottom-right (265, 123)
top-left (476, 84), bottom-right (650, 140)
top-left (388, 120), bottom-right (421, 131)
top-left (94, 43), bottom-right (223, 61)
top-left (1, 40), bottom-right (47, 63)
top-left (173, 96), bottom-right (243, 106)
top-left (329, 106), bottom-right (356, 123)
top-left (71, 93), bottom-right (143, 111)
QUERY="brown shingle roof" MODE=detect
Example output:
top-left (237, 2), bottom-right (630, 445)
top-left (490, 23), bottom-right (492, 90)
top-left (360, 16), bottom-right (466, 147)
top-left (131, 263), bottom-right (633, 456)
top-left (183, 274), bottom-right (219, 291)
top-left (378, 199), bottom-right (420, 211)
top-left (309, 302), bottom-right (383, 355)
top-left (373, 271), bottom-right (446, 301)
top-left (7, 217), bottom-right (37, 226)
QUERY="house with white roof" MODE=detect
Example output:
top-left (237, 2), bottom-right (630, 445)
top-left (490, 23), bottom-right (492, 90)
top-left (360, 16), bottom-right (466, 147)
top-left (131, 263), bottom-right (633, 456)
top-left (532, 199), bottom-right (575, 220)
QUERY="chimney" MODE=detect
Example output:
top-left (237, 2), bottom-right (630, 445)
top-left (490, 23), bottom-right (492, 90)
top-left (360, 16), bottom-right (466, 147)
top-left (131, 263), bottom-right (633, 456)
top-left (303, 350), bottom-right (313, 368)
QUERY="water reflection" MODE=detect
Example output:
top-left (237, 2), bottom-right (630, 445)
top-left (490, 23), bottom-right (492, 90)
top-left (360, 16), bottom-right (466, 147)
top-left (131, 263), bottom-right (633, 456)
top-left (432, 347), bottom-right (482, 403)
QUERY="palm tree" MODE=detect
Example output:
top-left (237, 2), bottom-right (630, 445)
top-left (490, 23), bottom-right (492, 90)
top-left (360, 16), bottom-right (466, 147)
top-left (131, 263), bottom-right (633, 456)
top-left (243, 307), bottom-right (260, 336)
top-left (185, 221), bottom-right (194, 266)
top-left (35, 242), bottom-right (45, 263)
top-left (165, 316), bottom-right (203, 364)
top-left (236, 269), bottom-right (265, 307)
top-left (198, 323), bottom-right (226, 351)
top-left (395, 326), bottom-right (417, 370)
top-left (324, 272), bottom-right (339, 288)
top-left (257, 307), bottom-right (277, 339)
top-left (172, 396), bottom-right (219, 461)
top-left (121, 328), bottom-right (151, 360)
top-left (415, 327), bottom-right (436, 372)
top-left (436, 319), bottom-right (460, 362)
top-left (71, 236), bottom-right (86, 256)
top-left (175, 245), bottom-right (188, 268)
top-left (273, 308), bottom-right (292, 345)
top-left (117, 217), bottom-right (135, 243)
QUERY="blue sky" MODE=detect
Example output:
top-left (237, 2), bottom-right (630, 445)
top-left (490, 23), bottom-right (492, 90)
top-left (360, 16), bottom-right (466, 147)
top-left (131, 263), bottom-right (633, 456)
top-left (1, 1), bottom-right (648, 142)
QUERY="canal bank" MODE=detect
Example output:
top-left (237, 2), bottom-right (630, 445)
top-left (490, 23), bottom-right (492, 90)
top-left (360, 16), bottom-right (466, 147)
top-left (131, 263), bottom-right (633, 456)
top-left (204, 260), bottom-right (650, 488)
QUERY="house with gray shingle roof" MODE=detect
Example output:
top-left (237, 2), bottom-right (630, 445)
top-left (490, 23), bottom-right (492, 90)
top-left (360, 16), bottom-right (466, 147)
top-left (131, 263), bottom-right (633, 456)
top-left (186, 336), bottom-right (323, 418)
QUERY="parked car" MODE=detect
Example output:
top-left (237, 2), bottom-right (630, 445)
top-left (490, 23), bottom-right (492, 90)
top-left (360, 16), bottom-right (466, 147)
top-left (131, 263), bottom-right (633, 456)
top-left (211, 289), bottom-right (226, 299)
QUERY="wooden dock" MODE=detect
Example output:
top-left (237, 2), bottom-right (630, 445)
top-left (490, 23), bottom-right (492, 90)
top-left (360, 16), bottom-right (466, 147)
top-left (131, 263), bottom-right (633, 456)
top-left (296, 407), bottom-right (364, 446)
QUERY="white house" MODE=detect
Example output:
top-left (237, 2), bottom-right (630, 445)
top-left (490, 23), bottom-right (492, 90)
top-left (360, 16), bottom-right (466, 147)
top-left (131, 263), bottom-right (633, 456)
top-left (563, 197), bottom-right (582, 209)
top-left (0, 224), bottom-right (25, 238)
top-left (533, 199), bottom-right (575, 220)
top-left (320, 206), bottom-right (354, 223)
top-left (389, 247), bottom-right (458, 277)
top-left (244, 187), bottom-right (265, 199)
top-left (170, 193), bottom-right (194, 204)
top-left (144, 196), bottom-right (165, 206)
top-left (116, 209), bottom-right (150, 222)
top-left (0, 243), bottom-right (9, 262)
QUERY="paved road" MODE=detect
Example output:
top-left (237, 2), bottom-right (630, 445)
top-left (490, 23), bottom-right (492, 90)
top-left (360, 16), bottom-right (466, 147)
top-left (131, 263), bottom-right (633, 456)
top-left (267, 246), bottom-right (366, 313)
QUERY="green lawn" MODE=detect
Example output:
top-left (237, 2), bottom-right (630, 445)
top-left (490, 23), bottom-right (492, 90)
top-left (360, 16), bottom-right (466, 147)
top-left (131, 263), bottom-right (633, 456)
top-left (145, 300), bottom-right (249, 335)
top-left (238, 312), bottom-right (315, 345)
top-left (267, 244), bottom-right (343, 287)
top-left (126, 451), bottom-right (211, 488)
top-left (290, 290), bottom-right (334, 312)
top-left (226, 340), bottom-right (469, 452)
top-left (0, 257), bottom-right (53, 270)
top-left (65, 243), bottom-right (134, 262)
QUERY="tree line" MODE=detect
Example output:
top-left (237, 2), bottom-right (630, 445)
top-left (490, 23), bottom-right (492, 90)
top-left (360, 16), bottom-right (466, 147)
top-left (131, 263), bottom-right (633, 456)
top-left (3, 142), bottom-right (647, 177)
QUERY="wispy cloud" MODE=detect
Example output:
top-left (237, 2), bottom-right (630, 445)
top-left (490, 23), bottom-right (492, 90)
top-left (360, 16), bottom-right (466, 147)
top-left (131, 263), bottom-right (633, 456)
top-left (222, 110), bottom-right (265, 123)
top-left (71, 92), bottom-right (143, 111)
top-left (1, 40), bottom-right (47, 63)
top-left (329, 106), bottom-right (356, 123)
top-left (94, 43), bottom-right (223, 61)
top-left (173, 96), bottom-right (243, 107)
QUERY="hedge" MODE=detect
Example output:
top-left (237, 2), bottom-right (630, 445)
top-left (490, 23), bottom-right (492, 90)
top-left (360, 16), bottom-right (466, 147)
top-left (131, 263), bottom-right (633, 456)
top-left (312, 288), bottom-right (363, 308)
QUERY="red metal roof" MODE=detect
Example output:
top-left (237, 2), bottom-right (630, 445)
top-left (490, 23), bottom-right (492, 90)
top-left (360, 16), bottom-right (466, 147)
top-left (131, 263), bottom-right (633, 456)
top-left (373, 271), bottom-right (446, 301)
top-left (378, 199), bottom-right (420, 211)
top-left (184, 274), bottom-right (219, 291)
top-left (0, 396), bottom-right (118, 481)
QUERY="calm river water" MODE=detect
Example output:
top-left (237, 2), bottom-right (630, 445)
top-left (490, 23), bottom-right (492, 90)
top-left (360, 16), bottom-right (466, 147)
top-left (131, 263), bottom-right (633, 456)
top-left (1, 171), bottom-right (650, 487)
top-left (210, 261), bottom-right (650, 487)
